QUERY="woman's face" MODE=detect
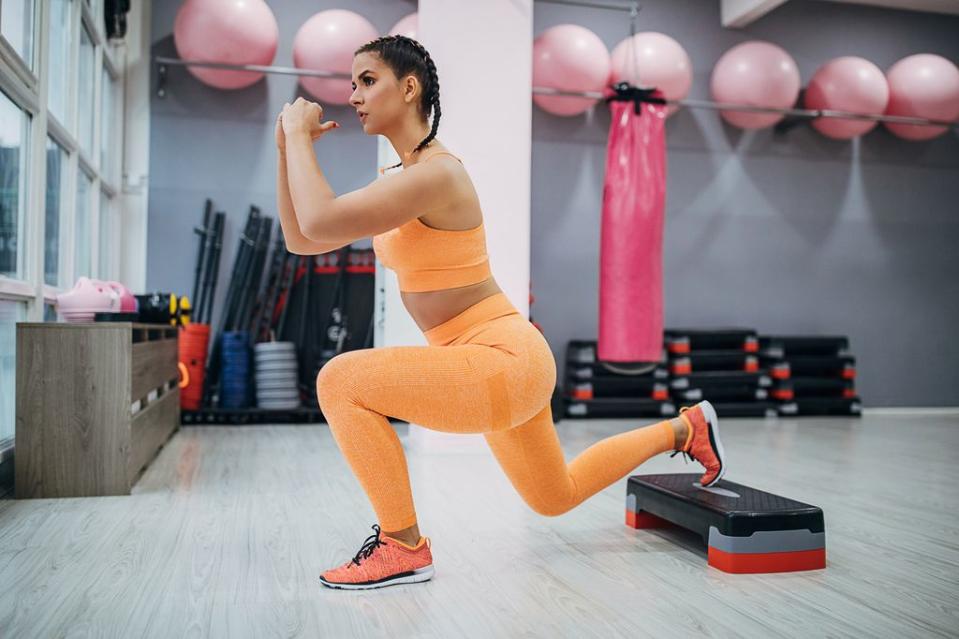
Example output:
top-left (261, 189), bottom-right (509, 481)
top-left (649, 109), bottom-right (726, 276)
top-left (350, 52), bottom-right (403, 135)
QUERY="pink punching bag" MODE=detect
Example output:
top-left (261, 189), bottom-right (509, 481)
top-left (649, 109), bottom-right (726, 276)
top-left (598, 91), bottom-right (668, 363)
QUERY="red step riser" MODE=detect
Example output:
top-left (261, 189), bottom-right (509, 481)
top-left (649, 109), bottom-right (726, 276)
top-left (626, 509), bottom-right (826, 574)
top-left (708, 546), bottom-right (826, 574)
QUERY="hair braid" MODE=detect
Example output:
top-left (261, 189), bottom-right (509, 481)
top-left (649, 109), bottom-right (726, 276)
top-left (406, 38), bottom-right (441, 155)
top-left (355, 35), bottom-right (442, 171)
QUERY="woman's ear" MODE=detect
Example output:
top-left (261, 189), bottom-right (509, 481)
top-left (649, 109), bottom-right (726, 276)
top-left (403, 74), bottom-right (420, 104)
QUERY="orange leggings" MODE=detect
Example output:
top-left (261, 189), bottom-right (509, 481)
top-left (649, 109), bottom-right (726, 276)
top-left (316, 292), bottom-right (677, 531)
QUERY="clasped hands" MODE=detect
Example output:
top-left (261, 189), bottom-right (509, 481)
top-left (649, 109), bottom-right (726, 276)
top-left (275, 97), bottom-right (340, 150)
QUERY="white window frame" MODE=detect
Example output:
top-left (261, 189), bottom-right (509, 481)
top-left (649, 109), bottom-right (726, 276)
top-left (0, 0), bottom-right (126, 316)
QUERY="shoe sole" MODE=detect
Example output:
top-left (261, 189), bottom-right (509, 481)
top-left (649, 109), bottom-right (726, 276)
top-left (319, 565), bottom-right (434, 590)
top-left (698, 400), bottom-right (727, 488)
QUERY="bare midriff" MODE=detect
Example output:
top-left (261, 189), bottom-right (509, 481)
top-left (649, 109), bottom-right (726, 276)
top-left (402, 276), bottom-right (504, 333)
top-left (400, 146), bottom-right (505, 333)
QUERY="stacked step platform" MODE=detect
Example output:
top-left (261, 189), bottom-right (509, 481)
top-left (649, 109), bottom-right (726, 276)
top-left (759, 335), bottom-right (862, 416)
top-left (561, 330), bottom-right (863, 419)
top-left (564, 340), bottom-right (675, 419)
top-left (666, 328), bottom-right (778, 418)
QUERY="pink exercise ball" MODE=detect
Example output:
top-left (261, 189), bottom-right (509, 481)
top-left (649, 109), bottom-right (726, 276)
top-left (173, 0), bottom-right (279, 90)
top-left (293, 10), bottom-right (379, 105)
top-left (532, 24), bottom-right (611, 117)
top-left (609, 32), bottom-right (692, 117)
top-left (883, 54), bottom-right (959, 141)
top-left (710, 41), bottom-right (801, 129)
top-left (804, 56), bottom-right (889, 140)
top-left (388, 13), bottom-right (418, 39)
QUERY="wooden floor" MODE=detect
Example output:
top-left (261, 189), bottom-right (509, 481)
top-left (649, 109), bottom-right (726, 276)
top-left (1, 410), bottom-right (957, 638)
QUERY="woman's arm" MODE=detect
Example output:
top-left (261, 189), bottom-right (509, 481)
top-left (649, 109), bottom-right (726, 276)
top-left (276, 148), bottom-right (350, 255)
top-left (285, 130), bottom-right (459, 244)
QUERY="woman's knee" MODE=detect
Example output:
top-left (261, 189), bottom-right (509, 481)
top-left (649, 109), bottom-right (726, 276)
top-left (315, 351), bottom-right (364, 407)
top-left (510, 481), bottom-right (575, 517)
top-left (525, 497), bottom-right (573, 518)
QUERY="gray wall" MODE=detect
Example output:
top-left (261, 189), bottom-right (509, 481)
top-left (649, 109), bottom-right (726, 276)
top-left (147, 0), bottom-right (409, 328)
top-left (149, 0), bottom-right (959, 407)
top-left (530, 0), bottom-right (959, 407)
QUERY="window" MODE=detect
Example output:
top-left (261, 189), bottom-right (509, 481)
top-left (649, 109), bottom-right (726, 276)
top-left (0, 0), bottom-right (128, 482)
top-left (97, 192), bottom-right (112, 278)
top-left (47, 0), bottom-right (72, 127)
top-left (1, 0), bottom-right (36, 72)
top-left (0, 90), bottom-right (29, 279)
top-left (0, 300), bottom-right (21, 444)
top-left (75, 171), bottom-right (92, 278)
top-left (78, 23), bottom-right (95, 156)
top-left (45, 139), bottom-right (66, 286)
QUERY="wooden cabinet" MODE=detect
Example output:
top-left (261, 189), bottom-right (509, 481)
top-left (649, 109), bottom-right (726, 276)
top-left (15, 323), bottom-right (181, 498)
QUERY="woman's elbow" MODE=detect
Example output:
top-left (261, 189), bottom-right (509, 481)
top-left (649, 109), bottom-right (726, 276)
top-left (301, 220), bottom-right (344, 244)
top-left (300, 223), bottom-right (324, 243)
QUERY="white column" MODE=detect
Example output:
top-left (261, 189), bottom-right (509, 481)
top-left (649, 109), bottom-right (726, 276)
top-left (374, 137), bottom-right (425, 351)
top-left (119, 0), bottom-right (151, 292)
top-left (387, 0), bottom-right (533, 453)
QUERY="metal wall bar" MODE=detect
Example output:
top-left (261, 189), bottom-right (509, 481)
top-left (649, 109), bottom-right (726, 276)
top-left (153, 56), bottom-right (958, 130)
top-left (533, 0), bottom-right (638, 12)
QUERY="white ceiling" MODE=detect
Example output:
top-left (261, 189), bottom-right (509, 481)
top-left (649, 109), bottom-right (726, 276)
top-left (815, 0), bottom-right (959, 15)
top-left (721, 0), bottom-right (959, 27)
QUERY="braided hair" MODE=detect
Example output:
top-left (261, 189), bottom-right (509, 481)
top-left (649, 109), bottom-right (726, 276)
top-left (355, 35), bottom-right (441, 171)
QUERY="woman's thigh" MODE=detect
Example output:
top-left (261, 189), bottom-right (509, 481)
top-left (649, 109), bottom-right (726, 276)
top-left (316, 317), bottom-right (556, 433)
top-left (317, 343), bottom-right (517, 433)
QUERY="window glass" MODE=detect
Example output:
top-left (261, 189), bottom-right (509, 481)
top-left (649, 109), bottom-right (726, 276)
top-left (47, 0), bottom-right (73, 126)
top-left (45, 139), bottom-right (67, 286)
top-left (100, 67), bottom-right (113, 177)
top-left (97, 193), bottom-right (112, 279)
top-left (0, 300), bottom-right (23, 443)
top-left (0, 0), bottom-right (36, 72)
top-left (78, 24), bottom-right (95, 156)
top-left (75, 171), bottom-right (92, 278)
top-left (0, 91), bottom-right (29, 279)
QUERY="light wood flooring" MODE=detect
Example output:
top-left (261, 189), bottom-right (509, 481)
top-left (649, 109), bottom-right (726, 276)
top-left (1, 410), bottom-right (957, 638)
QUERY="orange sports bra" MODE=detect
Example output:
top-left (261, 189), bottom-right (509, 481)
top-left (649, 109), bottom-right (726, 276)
top-left (372, 152), bottom-right (492, 293)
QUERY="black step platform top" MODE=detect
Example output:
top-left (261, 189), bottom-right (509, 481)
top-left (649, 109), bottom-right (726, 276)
top-left (627, 474), bottom-right (824, 537)
top-left (566, 362), bottom-right (669, 380)
top-left (670, 371), bottom-right (772, 389)
top-left (566, 398), bottom-right (676, 418)
top-left (759, 335), bottom-right (850, 357)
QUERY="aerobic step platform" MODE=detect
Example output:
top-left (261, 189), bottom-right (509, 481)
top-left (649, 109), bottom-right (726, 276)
top-left (626, 474), bottom-right (826, 574)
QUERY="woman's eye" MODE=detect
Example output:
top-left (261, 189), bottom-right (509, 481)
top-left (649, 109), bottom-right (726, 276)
top-left (352, 78), bottom-right (373, 90)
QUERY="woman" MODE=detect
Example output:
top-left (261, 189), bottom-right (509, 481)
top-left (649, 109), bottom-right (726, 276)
top-left (276, 35), bottom-right (726, 590)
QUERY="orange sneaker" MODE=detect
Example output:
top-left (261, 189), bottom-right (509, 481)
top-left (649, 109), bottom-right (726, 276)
top-left (670, 400), bottom-right (727, 487)
top-left (319, 524), bottom-right (434, 590)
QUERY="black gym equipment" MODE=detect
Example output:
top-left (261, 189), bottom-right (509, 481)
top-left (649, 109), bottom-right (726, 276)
top-left (204, 206), bottom-right (267, 407)
top-left (192, 199), bottom-right (213, 308)
top-left (665, 328), bottom-right (759, 355)
top-left (566, 397), bottom-right (677, 419)
top-left (668, 350), bottom-right (759, 375)
top-left (626, 474), bottom-right (826, 574)
top-left (759, 335), bottom-right (850, 358)
top-left (195, 211), bottom-right (225, 325)
top-left (759, 334), bottom-right (861, 415)
top-left (779, 397), bottom-right (862, 416)
top-left (563, 339), bottom-right (673, 418)
top-left (104, 0), bottom-right (131, 40)
top-left (250, 232), bottom-right (289, 343)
